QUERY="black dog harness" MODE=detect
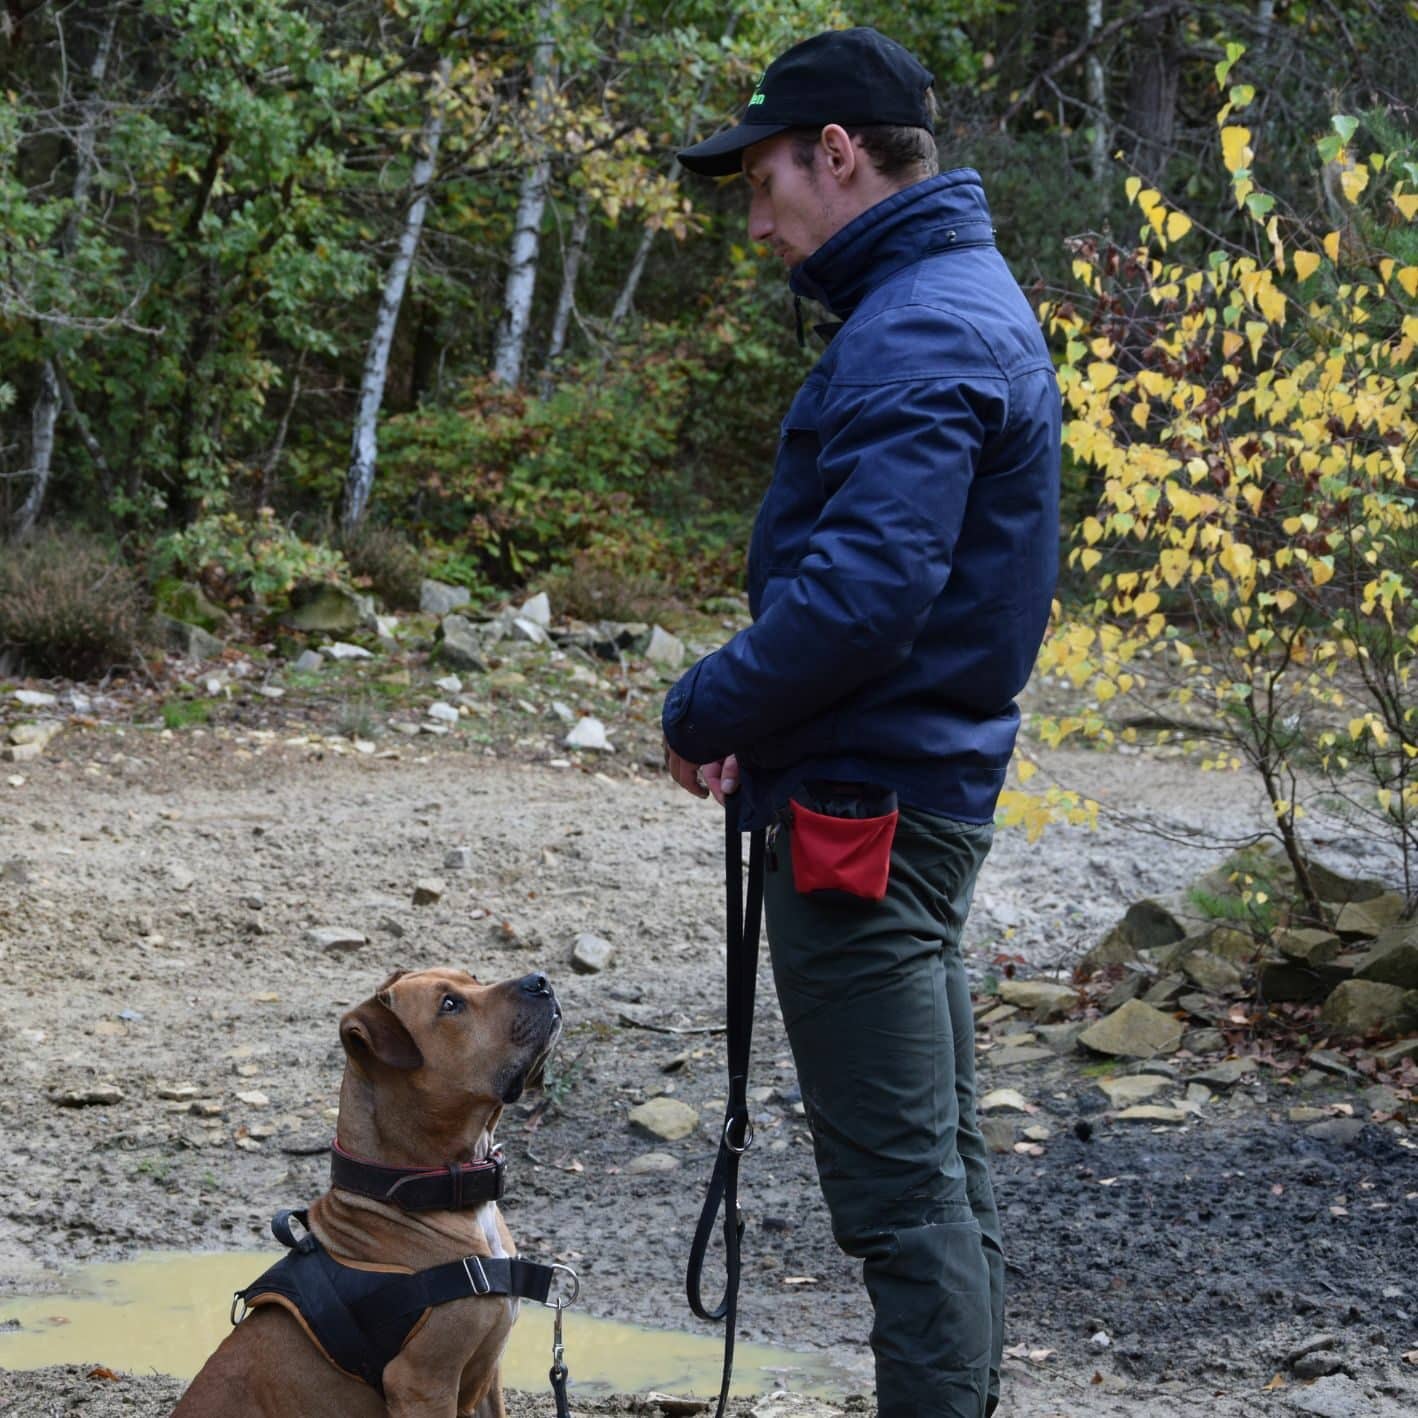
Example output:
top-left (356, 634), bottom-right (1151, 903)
top-left (231, 1146), bottom-right (576, 1411)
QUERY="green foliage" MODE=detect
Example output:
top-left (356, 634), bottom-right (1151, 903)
top-left (160, 698), bottom-right (214, 730)
top-left (0, 531), bottom-right (146, 677)
top-left (151, 510), bottom-right (346, 602)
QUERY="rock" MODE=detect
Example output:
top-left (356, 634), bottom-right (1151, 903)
top-left (2, 741), bottom-right (40, 763)
top-left (1305, 860), bottom-right (1390, 905)
top-left (412, 878), bottom-right (444, 906)
top-left (420, 579), bottom-right (471, 616)
top-left (1035, 1020), bottom-right (1088, 1053)
top-left (509, 616), bottom-right (549, 645)
top-left (427, 701), bottom-right (461, 724)
top-left (1307, 1049), bottom-right (1365, 1082)
top-left (1361, 1083), bottom-right (1401, 1117)
top-left (435, 614), bottom-right (488, 672)
top-left (1319, 979), bottom-right (1418, 1039)
top-left (292, 649), bottom-right (325, 674)
top-left (1335, 893), bottom-right (1407, 939)
top-left (1183, 1027), bottom-right (1226, 1054)
top-left (1101, 973), bottom-right (1147, 1011)
top-left (324, 641), bottom-right (374, 660)
top-left (443, 846), bottom-right (472, 870)
top-left (8, 721), bottom-right (62, 749)
top-left (1177, 992), bottom-right (1221, 1021)
top-left (986, 1045), bottom-right (1054, 1068)
top-left (1304, 1118), bottom-right (1366, 1146)
top-left (53, 1085), bottom-right (125, 1107)
top-left (518, 592), bottom-right (552, 627)
top-left (1114, 1104), bottom-right (1189, 1123)
top-left (241, 893), bottom-right (265, 910)
top-left (235, 1090), bottom-right (270, 1107)
top-left (628, 1097), bottom-right (699, 1142)
top-left (550, 700), bottom-right (575, 725)
top-left (1189, 1057), bottom-right (1257, 1088)
top-left (1288, 1106), bottom-right (1329, 1123)
top-left (154, 579), bottom-right (232, 633)
top-left (978, 1088), bottom-right (1030, 1113)
top-left (1077, 926), bottom-right (1141, 976)
top-left (565, 717), bottom-right (612, 752)
top-left (157, 1084), bottom-right (200, 1101)
top-left (1098, 1074), bottom-right (1173, 1107)
top-left (997, 979), bottom-right (1080, 1021)
top-left (585, 621), bottom-right (651, 660)
top-left (1354, 924), bottom-right (1418, 989)
top-left (624, 1152), bottom-right (680, 1175)
top-left (158, 615), bottom-right (224, 660)
top-left (1283, 1373), bottom-right (1377, 1417)
top-left (1079, 999), bottom-right (1185, 1058)
top-left (1141, 973), bottom-right (1186, 1006)
top-left (1201, 925), bottom-right (1260, 964)
top-left (571, 932), bottom-right (614, 974)
top-left (285, 582), bottom-right (373, 634)
top-left (1371, 1037), bottom-right (1418, 1068)
top-left (1257, 958), bottom-right (1332, 1004)
top-left (644, 625), bottom-right (687, 669)
top-left (1275, 927), bottom-right (1343, 967)
top-left (13, 689), bottom-right (58, 707)
top-left (1180, 949), bottom-right (1244, 994)
top-left (306, 926), bottom-right (367, 952)
top-left (980, 1117), bottom-right (1016, 1153)
top-left (1120, 892), bottom-right (1203, 950)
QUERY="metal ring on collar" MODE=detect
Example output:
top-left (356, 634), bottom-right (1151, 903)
top-left (544, 1262), bottom-right (580, 1310)
top-left (723, 1113), bottom-right (754, 1155)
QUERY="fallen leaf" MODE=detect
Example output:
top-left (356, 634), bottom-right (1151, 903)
top-left (1028, 1348), bottom-right (1056, 1364)
top-left (1092, 1372), bottom-right (1104, 1385)
top-left (45, 1315), bottom-right (70, 1326)
top-left (87, 1367), bottom-right (120, 1382)
top-left (1263, 1373), bottom-right (1287, 1391)
top-left (1098, 1177), bottom-right (1118, 1186)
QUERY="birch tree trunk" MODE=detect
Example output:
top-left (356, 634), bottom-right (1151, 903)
top-left (609, 218), bottom-right (657, 333)
top-left (341, 57), bottom-right (451, 535)
top-left (490, 0), bottom-right (557, 387)
top-left (545, 190), bottom-right (591, 369)
top-left (1085, 0), bottom-right (1109, 189)
top-left (13, 6), bottom-right (118, 540)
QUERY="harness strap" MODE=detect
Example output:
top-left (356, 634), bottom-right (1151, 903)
top-left (685, 791), bottom-right (765, 1418)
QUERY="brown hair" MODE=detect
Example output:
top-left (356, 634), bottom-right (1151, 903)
top-left (789, 92), bottom-right (940, 183)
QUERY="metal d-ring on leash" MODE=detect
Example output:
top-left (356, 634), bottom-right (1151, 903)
top-left (686, 790), bottom-right (766, 1418)
top-left (544, 1263), bottom-right (579, 1418)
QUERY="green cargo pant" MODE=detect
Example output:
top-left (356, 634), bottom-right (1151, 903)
top-left (764, 805), bottom-right (1004, 1418)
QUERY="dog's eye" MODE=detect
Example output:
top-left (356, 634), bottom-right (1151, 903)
top-left (439, 994), bottom-right (465, 1015)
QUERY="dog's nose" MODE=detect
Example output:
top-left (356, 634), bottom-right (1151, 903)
top-left (518, 972), bottom-right (552, 997)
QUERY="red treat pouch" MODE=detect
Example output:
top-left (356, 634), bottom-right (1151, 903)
top-left (787, 781), bottom-right (899, 902)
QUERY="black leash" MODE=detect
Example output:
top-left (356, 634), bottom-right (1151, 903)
top-left (686, 791), bottom-right (765, 1418)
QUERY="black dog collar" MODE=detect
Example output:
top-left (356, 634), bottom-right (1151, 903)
top-left (329, 1140), bottom-right (507, 1211)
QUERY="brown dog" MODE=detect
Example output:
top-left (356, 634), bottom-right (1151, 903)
top-left (172, 966), bottom-right (562, 1418)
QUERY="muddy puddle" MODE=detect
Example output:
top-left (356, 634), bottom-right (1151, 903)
top-left (0, 1250), bottom-right (871, 1399)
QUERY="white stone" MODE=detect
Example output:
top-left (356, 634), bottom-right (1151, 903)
top-left (435, 675), bottom-right (463, 694)
top-left (644, 625), bottom-right (687, 669)
top-left (427, 701), bottom-right (460, 723)
top-left (518, 591), bottom-right (552, 627)
top-left (624, 1152), bottom-right (679, 1174)
top-left (510, 616), bottom-right (548, 645)
top-left (325, 641), bottom-right (374, 661)
top-left (306, 927), bottom-right (367, 952)
top-left (550, 700), bottom-right (575, 724)
top-left (572, 932), bottom-right (615, 974)
top-left (564, 717), bottom-right (612, 752)
top-left (13, 690), bottom-right (57, 707)
top-left (979, 1088), bottom-right (1031, 1113)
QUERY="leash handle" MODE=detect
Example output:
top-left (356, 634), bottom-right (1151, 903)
top-left (685, 791), bottom-right (764, 1418)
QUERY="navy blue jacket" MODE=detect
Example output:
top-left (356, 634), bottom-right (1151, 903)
top-left (663, 170), bottom-right (1061, 831)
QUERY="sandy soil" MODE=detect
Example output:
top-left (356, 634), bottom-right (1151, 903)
top-left (1, 714), bottom-right (1414, 1417)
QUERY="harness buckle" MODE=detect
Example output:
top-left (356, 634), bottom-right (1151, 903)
top-left (462, 1255), bottom-right (491, 1296)
top-left (230, 1291), bottom-right (249, 1326)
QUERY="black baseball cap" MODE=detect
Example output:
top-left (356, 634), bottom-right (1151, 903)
top-left (677, 27), bottom-right (934, 178)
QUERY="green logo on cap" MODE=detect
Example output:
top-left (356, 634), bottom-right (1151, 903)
top-left (748, 90), bottom-right (766, 107)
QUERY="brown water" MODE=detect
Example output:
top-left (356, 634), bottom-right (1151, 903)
top-left (0, 1251), bottom-right (869, 1398)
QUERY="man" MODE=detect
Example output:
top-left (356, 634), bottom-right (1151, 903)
top-left (661, 26), bottom-right (1060, 1418)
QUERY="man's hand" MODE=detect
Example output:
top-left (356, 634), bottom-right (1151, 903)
top-left (664, 741), bottom-right (739, 804)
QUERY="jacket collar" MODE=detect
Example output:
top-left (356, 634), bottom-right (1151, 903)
top-left (789, 167), bottom-right (996, 319)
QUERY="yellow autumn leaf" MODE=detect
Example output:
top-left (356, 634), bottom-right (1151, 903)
top-left (1275, 590), bottom-right (1296, 612)
top-left (1080, 548), bottom-right (1102, 572)
top-left (1340, 162), bottom-right (1369, 204)
top-left (1219, 542), bottom-right (1255, 579)
top-left (1124, 176), bottom-right (1142, 204)
top-left (1311, 557), bottom-right (1335, 587)
top-left (1166, 210), bottom-right (1192, 242)
top-left (1398, 266), bottom-right (1418, 298)
top-left (1016, 758), bottom-right (1037, 783)
top-left (1293, 250), bottom-right (1321, 281)
top-left (1133, 591), bottom-right (1161, 617)
top-left (1220, 125), bottom-right (1252, 173)
top-left (1087, 361), bottom-right (1118, 392)
top-left (1323, 230), bottom-right (1341, 264)
top-left (1397, 192), bottom-right (1418, 220)
top-left (1082, 517), bottom-right (1104, 545)
top-left (1221, 329), bottom-right (1244, 361)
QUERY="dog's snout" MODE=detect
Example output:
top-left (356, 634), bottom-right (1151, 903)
top-left (519, 972), bottom-right (551, 998)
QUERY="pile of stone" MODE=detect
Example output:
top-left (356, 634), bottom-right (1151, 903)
top-left (1062, 845), bottom-right (1418, 1054)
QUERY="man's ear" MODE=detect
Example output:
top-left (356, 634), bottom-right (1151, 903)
top-left (818, 123), bottom-right (859, 184)
top-left (340, 994), bottom-right (423, 1072)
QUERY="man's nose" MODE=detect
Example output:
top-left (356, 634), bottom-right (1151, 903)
top-left (747, 197), bottom-right (772, 243)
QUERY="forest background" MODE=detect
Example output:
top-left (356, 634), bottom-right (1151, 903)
top-left (2, 0), bottom-right (1416, 901)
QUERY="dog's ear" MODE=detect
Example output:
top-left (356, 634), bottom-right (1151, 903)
top-left (340, 995), bottom-right (423, 1072)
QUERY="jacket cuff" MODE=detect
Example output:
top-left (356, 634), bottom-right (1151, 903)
top-left (661, 658), bottom-right (707, 760)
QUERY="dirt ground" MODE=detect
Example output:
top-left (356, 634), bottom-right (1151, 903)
top-left (1, 694), bottom-right (1416, 1417)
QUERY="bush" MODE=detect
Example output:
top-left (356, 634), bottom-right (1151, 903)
top-left (339, 523), bottom-right (424, 610)
top-left (150, 509), bottom-right (347, 602)
top-left (0, 530), bottom-right (146, 677)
